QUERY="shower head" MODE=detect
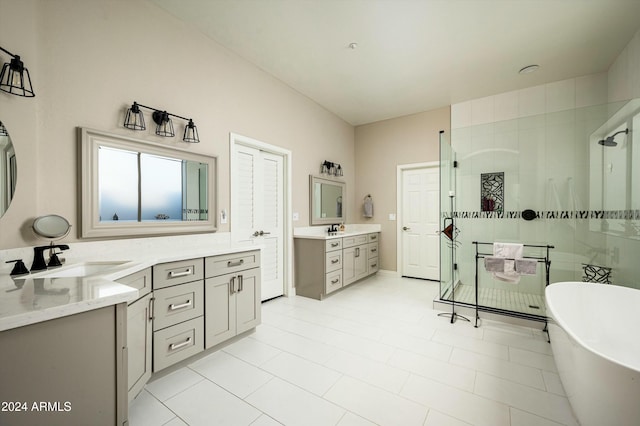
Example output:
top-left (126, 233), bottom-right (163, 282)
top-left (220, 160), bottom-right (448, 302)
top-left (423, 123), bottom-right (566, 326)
top-left (598, 128), bottom-right (629, 147)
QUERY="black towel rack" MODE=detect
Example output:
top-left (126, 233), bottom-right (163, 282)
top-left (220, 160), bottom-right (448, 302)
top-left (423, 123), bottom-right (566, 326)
top-left (472, 241), bottom-right (554, 329)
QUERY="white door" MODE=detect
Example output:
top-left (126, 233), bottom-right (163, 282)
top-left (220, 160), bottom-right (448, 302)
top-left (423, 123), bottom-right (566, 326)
top-left (232, 143), bottom-right (285, 301)
top-left (401, 167), bottom-right (440, 280)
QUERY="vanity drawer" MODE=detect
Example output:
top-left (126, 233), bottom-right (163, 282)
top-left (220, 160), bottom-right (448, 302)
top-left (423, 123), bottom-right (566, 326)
top-left (153, 317), bottom-right (204, 372)
top-left (342, 235), bottom-right (368, 248)
top-left (368, 233), bottom-right (379, 242)
top-left (368, 242), bottom-right (379, 259)
top-left (368, 257), bottom-right (379, 274)
top-left (325, 238), bottom-right (342, 252)
top-left (205, 250), bottom-right (260, 278)
top-left (118, 267), bottom-right (152, 300)
top-left (325, 270), bottom-right (343, 294)
top-left (153, 259), bottom-right (204, 290)
top-left (325, 250), bottom-right (342, 273)
top-left (153, 280), bottom-right (204, 331)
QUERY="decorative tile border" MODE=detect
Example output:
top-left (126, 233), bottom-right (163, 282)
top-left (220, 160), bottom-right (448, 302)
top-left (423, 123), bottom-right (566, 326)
top-left (443, 209), bottom-right (640, 220)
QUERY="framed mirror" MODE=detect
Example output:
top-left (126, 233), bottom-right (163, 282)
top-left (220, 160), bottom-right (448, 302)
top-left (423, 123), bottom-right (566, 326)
top-left (0, 121), bottom-right (17, 218)
top-left (79, 127), bottom-right (217, 238)
top-left (310, 175), bottom-right (345, 225)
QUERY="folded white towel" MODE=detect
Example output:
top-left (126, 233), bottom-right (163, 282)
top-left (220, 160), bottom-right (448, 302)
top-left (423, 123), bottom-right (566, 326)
top-left (493, 243), bottom-right (523, 283)
top-left (363, 196), bottom-right (374, 218)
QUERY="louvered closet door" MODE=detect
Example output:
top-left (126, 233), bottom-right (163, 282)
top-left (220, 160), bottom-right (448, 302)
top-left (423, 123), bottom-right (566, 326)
top-left (232, 144), bottom-right (284, 301)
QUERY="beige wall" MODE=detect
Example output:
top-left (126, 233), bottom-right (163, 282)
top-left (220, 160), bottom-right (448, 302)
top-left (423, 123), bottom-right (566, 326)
top-left (354, 107), bottom-right (450, 272)
top-left (0, 0), bottom-right (354, 249)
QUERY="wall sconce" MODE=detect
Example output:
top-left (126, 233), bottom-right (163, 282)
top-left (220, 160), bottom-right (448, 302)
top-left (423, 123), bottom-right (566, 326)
top-left (321, 160), bottom-right (343, 177)
top-left (0, 46), bottom-right (35, 97)
top-left (123, 101), bottom-right (200, 143)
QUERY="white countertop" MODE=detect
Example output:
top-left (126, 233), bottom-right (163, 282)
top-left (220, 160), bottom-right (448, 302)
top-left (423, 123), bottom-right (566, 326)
top-left (0, 244), bottom-right (260, 332)
top-left (293, 224), bottom-right (381, 240)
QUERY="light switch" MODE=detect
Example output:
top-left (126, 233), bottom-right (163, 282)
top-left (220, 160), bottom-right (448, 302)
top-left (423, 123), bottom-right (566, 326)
top-left (220, 209), bottom-right (228, 224)
top-left (292, 212), bottom-right (299, 221)
top-left (389, 213), bottom-right (396, 221)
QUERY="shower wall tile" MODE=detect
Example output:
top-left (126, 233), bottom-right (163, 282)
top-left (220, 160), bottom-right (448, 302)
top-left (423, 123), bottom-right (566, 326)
top-left (608, 45), bottom-right (629, 103)
top-left (494, 92), bottom-right (519, 122)
top-left (630, 30), bottom-right (640, 99)
top-left (518, 130), bottom-right (545, 174)
top-left (451, 101), bottom-right (472, 129)
top-left (575, 73), bottom-right (607, 108)
top-left (545, 79), bottom-right (576, 113)
top-left (518, 86), bottom-right (546, 118)
top-left (472, 96), bottom-right (495, 126)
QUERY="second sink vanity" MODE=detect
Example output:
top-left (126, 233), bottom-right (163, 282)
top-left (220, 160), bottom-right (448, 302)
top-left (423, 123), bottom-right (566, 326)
top-left (294, 225), bottom-right (380, 300)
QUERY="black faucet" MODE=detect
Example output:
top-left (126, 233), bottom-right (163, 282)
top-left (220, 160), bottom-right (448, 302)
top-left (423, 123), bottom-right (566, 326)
top-left (328, 224), bottom-right (339, 234)
top-left (31, 244), bottom-right (70, 271)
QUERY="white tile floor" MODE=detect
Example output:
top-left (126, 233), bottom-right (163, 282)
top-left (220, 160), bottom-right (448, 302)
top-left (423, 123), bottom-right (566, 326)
top-left (129, 274), bottom-right (578, 426)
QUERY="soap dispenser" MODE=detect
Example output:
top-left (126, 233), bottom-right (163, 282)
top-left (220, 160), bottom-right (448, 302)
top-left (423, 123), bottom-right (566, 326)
top-left (6, 259), bottom-right (30, 276)
top-left (339, 223), bottom-right (345, 232)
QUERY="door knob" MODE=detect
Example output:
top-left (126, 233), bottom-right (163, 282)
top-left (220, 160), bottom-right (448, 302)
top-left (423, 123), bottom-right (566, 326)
top-left (402, 226), bottom-right (410, 231)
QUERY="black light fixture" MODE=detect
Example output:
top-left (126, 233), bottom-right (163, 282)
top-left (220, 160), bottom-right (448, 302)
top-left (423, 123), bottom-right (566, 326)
top-left (0, 46), bottom-right (35, 97)
top-left (0, 121), bottom-right (8, 137)
top-left (123, 102), bottom-right (200, 143)
top-left (321, 160), bottom-right (343, 177)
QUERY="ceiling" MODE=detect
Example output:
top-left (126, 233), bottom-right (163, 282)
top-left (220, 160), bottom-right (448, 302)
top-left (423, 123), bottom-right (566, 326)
top-left (151, 0), bottom-right (640, 126)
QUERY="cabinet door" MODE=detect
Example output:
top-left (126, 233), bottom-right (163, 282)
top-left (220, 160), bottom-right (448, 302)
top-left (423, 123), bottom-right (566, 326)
top-left (205, 274), bottom-right (236, 349)
top-left (235, 268), bottom-right (261, 335)
top-left (354, 246), bottom-right (368, 281)
top-left (343, 246), bottom-right (357, 285)
top-left (127, 293), bottom-right (153, 402)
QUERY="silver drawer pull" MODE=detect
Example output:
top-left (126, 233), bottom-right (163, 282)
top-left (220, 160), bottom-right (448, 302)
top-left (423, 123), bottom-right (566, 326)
top-left (331, 278), bottom-right (339, 284)
top-left (238, 274), bottom-right (243, 292)
top-left (169, 300), bottom-right (192, 311)
top-left (331, 242), bottom-right (339, 247)
top-left (227, 259), bottom-right (244, 267)
top-left (169, 268), bottom-right (193, 278)
top-left (169, 337), bottom-right (192, 351)
top-left (331, 259), bottom-right (339, 264)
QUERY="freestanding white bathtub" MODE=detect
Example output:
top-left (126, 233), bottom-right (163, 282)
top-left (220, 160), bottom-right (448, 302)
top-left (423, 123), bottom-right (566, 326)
top-left (546, 282), bottom-right (640, 426)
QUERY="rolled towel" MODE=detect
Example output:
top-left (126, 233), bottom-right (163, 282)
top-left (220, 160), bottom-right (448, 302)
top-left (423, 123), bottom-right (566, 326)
top-left (484, 257), bottom-right (505, 272)
top-left (515, 259), bottom-right (538, 275)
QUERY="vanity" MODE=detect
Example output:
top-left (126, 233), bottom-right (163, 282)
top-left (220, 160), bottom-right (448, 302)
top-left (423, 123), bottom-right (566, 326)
top-left (0, 245), bottom-right (261, 426)
top-left (294, 226), bottom-right (380, 300)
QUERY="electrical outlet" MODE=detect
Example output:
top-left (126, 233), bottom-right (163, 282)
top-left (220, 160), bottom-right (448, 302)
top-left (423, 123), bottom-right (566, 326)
top-left (292, 212), bottom-right (299, 221)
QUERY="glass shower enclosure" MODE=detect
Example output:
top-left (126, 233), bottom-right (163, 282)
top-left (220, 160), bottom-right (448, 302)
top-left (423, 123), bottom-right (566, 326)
top-left (439, 98), bottom-right (640, 322)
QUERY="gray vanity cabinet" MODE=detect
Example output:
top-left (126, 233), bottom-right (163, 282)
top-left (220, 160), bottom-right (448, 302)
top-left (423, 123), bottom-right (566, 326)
top-left (294, 232), bottom-right (380, 300)
top-left (118, 267), bottom-right (153, 403)
top-left (204, 250), bottom-right (261, 349)
top-left (152, 259), bottom-right (205, 372)
top-left (0, 304), bottom-right (128, 426)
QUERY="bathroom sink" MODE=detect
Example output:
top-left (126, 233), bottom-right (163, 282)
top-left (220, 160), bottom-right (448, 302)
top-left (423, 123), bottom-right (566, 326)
top-left (29, 261), bottom-right (130, 278)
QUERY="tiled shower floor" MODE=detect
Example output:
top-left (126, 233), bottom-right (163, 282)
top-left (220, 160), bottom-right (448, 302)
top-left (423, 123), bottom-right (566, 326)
top-left (129, 274), bottom-right (575, 426)
top-left (453, 283), bottom-right (547, 317)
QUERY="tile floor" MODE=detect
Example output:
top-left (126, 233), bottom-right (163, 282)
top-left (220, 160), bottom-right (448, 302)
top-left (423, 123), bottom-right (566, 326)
top-left (129, 274), bottom-right (578, 426)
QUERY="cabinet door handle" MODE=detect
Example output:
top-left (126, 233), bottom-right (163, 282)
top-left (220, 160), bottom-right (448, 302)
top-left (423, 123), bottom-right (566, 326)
top-left (331, 242), bottom-right (339, 247)
top-left (371, 248), bottom-right (377, 253)
top-left (227, 259), bottom-right (244, 267)
top-left (149, 296), bottom-right (155, 321)
top-left (331, 278), bottom-right (339, 284)
top-left (331, 259), bottom-right (339, 264)
top-left (169, 300), bottom-right (192, 311)
top-left (169, 337), bottom-right (192, 351)
top-left (371, 263), bottom-right (377, 268)
top-left (355, 247), bottom-right (360, 257)
top-left (238, 274), bottom-right (243, 292)
top-left (230, 276), bottom-right (236, 294)
top-left (169, 268), bottom-right (193, 278)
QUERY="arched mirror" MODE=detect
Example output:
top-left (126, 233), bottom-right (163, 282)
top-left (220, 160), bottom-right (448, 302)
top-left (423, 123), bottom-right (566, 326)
top-left (0, 120), bottom-right (17, 218)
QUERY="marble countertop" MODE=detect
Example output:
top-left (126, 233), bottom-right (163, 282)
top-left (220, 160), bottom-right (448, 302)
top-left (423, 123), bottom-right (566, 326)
top-left (293, 224), bottom-right (381, 240)
top-left (0, 244), bottom-right (260, 332)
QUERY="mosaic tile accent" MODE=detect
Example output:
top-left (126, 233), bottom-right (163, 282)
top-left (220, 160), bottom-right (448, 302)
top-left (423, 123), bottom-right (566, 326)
top-left (480, 172), bottom-right (504, 212)
top-left (582, 263), bottom-right (612, 284)
top-left (445, 209), bottom-right (640, 220)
